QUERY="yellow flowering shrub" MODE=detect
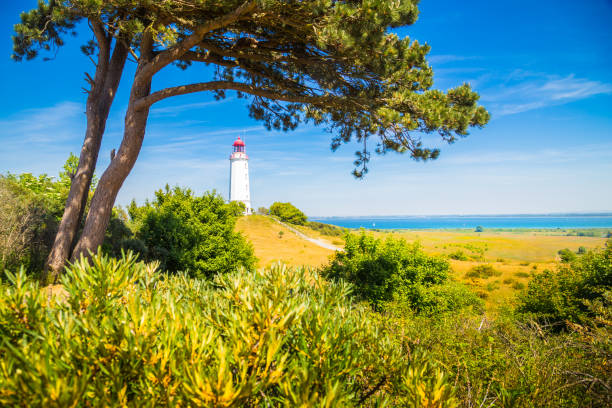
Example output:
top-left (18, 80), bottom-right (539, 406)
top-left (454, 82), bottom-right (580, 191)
top-left (0, 251), bottom-right (456, 407)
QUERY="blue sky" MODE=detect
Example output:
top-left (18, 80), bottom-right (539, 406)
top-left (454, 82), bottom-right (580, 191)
top-left (1, 0), bottom-right (611, 216)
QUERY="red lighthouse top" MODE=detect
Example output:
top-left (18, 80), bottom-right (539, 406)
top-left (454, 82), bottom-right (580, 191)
top-left (232, 137), bottom-right (245, 153)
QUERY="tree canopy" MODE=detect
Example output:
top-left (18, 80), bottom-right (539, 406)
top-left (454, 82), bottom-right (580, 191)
top-left (13, 0), bottom-right (490, 269)
top-left (14, 0), bottom-right (489, 176)
top-left (269, 202), bottom-right (308, 225)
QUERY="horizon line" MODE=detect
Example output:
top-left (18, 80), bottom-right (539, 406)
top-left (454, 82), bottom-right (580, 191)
top-left (309, 212), bottom-right (612, 219)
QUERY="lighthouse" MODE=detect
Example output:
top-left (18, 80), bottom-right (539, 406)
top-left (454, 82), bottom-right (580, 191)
top-left (229, 137), bottom-right (252, 214)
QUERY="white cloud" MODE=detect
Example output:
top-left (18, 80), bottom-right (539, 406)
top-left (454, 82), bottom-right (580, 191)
top-left (481, 73), bottom-right (612, 116)
top-left (149, 97), bottom-right (235, 116)
top-left (0, 101), bottom-right (83, 143)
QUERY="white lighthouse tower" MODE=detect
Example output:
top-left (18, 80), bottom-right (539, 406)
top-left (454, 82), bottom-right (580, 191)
top-left (229, 137), bottom-right (252, 214)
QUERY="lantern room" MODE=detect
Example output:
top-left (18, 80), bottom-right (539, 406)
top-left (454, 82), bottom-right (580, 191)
top-left (232, 137), bottom-right (245, 153)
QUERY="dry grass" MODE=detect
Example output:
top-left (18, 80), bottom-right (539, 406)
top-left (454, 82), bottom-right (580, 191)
top-left (236, 215), bottom-right (335, 268)
top-left (236, 217), bottom-right (608, 311)
top-left (372, 230), bottom-right (606, 310)
top-left (370, 229), bottom-right (607, 263)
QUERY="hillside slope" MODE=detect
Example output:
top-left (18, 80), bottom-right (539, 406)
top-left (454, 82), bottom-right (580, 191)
top-left (235, 215), bottom-right (335, 268)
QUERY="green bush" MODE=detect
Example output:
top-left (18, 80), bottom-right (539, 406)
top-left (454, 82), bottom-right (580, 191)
top-left (514, 271), bottom-right (530, 278)
top-left (517, 241), bottom-right (612, 328)
top-left (557, 248), bottom-right (577, 263)
top-left (269, 202), bottom-right (307, 225)
top-left (129, 187), bottom-right (256, 278)
top-left (464, 264), bottom-right (501, 279)
top-left (448, 250), bottom-right (468, 261)
top-left (383, 310), bottom-right (611, 407)
top-left (324, 232), bottom-right (482, 314)
top-left (0, 252), bottom-right (457, 407)
top-left (307, 221), bottom-right (346, 237)
top-left (0, 155), bottom-right (84, 275)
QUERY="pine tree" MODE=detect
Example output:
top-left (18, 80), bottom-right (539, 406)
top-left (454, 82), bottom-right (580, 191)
top-left (13, 0), bottom-right (489, 278)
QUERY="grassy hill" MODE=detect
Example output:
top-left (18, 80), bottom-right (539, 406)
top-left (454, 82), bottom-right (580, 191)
top-left (235, 215), bottom-right (335, 268)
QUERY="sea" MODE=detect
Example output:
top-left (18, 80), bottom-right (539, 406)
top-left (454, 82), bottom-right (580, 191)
top-left (309, 214), bottom-right (612, 230)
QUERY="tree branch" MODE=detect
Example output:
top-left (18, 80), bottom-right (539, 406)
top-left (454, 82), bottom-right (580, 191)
top-left (89, 18), bottom-right (111, 89)
top-left (135, 81), bottom-right (333, 111)
top-left (138, 0), bottom-right (257, 80)
top-left (180, 51), bottom-right (310, 93)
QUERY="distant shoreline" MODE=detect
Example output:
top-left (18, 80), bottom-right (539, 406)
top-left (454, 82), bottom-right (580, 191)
top-left (311, 213), bottom-right (612, 219)
top-left (309, 214), bottom-right (612, 231)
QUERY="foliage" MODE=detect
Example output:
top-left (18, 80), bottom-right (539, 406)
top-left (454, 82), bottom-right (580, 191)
top-left (0, 154), bottom-right (85, 274)
top-left (0, 251), bottom-right (458, 407)
top-left (13, 1), bottom-right (489, 177)
top-left (380, 309), bottom-right (611, 407)
top-left (269, 202), bottom-right (307, 226)
top-left (517, 241), bottom-right (612, 328)
top-left (307, 221), bottom-right (346, 237)
top-left (0, 178), bottom-right (55, 275)
top-left (256, 206), bottom-right (269, 215)
top-left (557, 248), bottom-right (577, 263)
top-left (324, 232), bottom-right (482, 314)
top-left (447, 250), bottom-right (468, 261)
top-left (464, 264), bottom-right (502, 279)
top-left (101, 207), bottom-right (147, 259)
top-left (126, 187), bottom-right (255, 278)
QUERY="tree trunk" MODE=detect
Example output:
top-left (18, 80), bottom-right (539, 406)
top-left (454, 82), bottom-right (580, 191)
top-left (44, 41), bottom-right (128, 283)
top-left (71, 60), bottom-right (153, 261)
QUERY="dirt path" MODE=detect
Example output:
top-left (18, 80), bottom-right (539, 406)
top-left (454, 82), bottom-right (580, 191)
top-left (271, 218), bottom-right (342, 251)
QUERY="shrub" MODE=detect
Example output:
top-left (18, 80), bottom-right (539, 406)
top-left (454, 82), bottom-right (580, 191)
top-left (256, 206), bottom-right (269, 215)
top-left (0, 154), bottom-right (92, 275)
top-left (0, 252), bottom-right (457, 407)
top-left (307, 221), bottom-right (346, 237)
top-left (514, 271), bottom-right (530, 278)
top-left (485, 281), bottom-right (500, 292)
top-left (558, 248), bottom-right (576, 263)
top-left (269, 202), bottom-right (307, 225)
top-left (385, 311), bottom-right (611, 407)
top-left (448, 250), bottom-right (468, 261)
top-left (464, 264), bottom-right (501, 279)
top-left (324, 232), bottom-right (482, 314)
top-left (517, 241), bottom-right (612, 328)
top-left (130, 187), bottom-right (256, 278)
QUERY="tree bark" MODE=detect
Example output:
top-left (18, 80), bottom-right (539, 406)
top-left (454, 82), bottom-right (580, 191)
top-left (71, 36), bottom-right (154, 261)
top-left (44, 36), bottom-right (128, 282)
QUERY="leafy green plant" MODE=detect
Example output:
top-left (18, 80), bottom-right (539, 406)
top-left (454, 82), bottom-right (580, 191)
top-left (0, 154), bottom-right (84, 275)
top-left (514, 271), bottom-right (530, 278)
top-left (307, 221), bottom-right (346, 237)
top-left (517, 241), bottom-right (612, 328)
top-left (385, 310), bottom-right (611, 408)
top-left (464, 264), bottom-right (501, 279)
top-left (557, 248), bottom-right (577, 263)
top-left (0, 251), bottom-right (457, 407)
top-left (269, 202), bottom-right (307, 225)
top-left (324, 232), bottom-right (482, 314)
top-left (129, 186), bottom-right (256, 278)
top-left (448, 250), bottom-right (468, 261)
